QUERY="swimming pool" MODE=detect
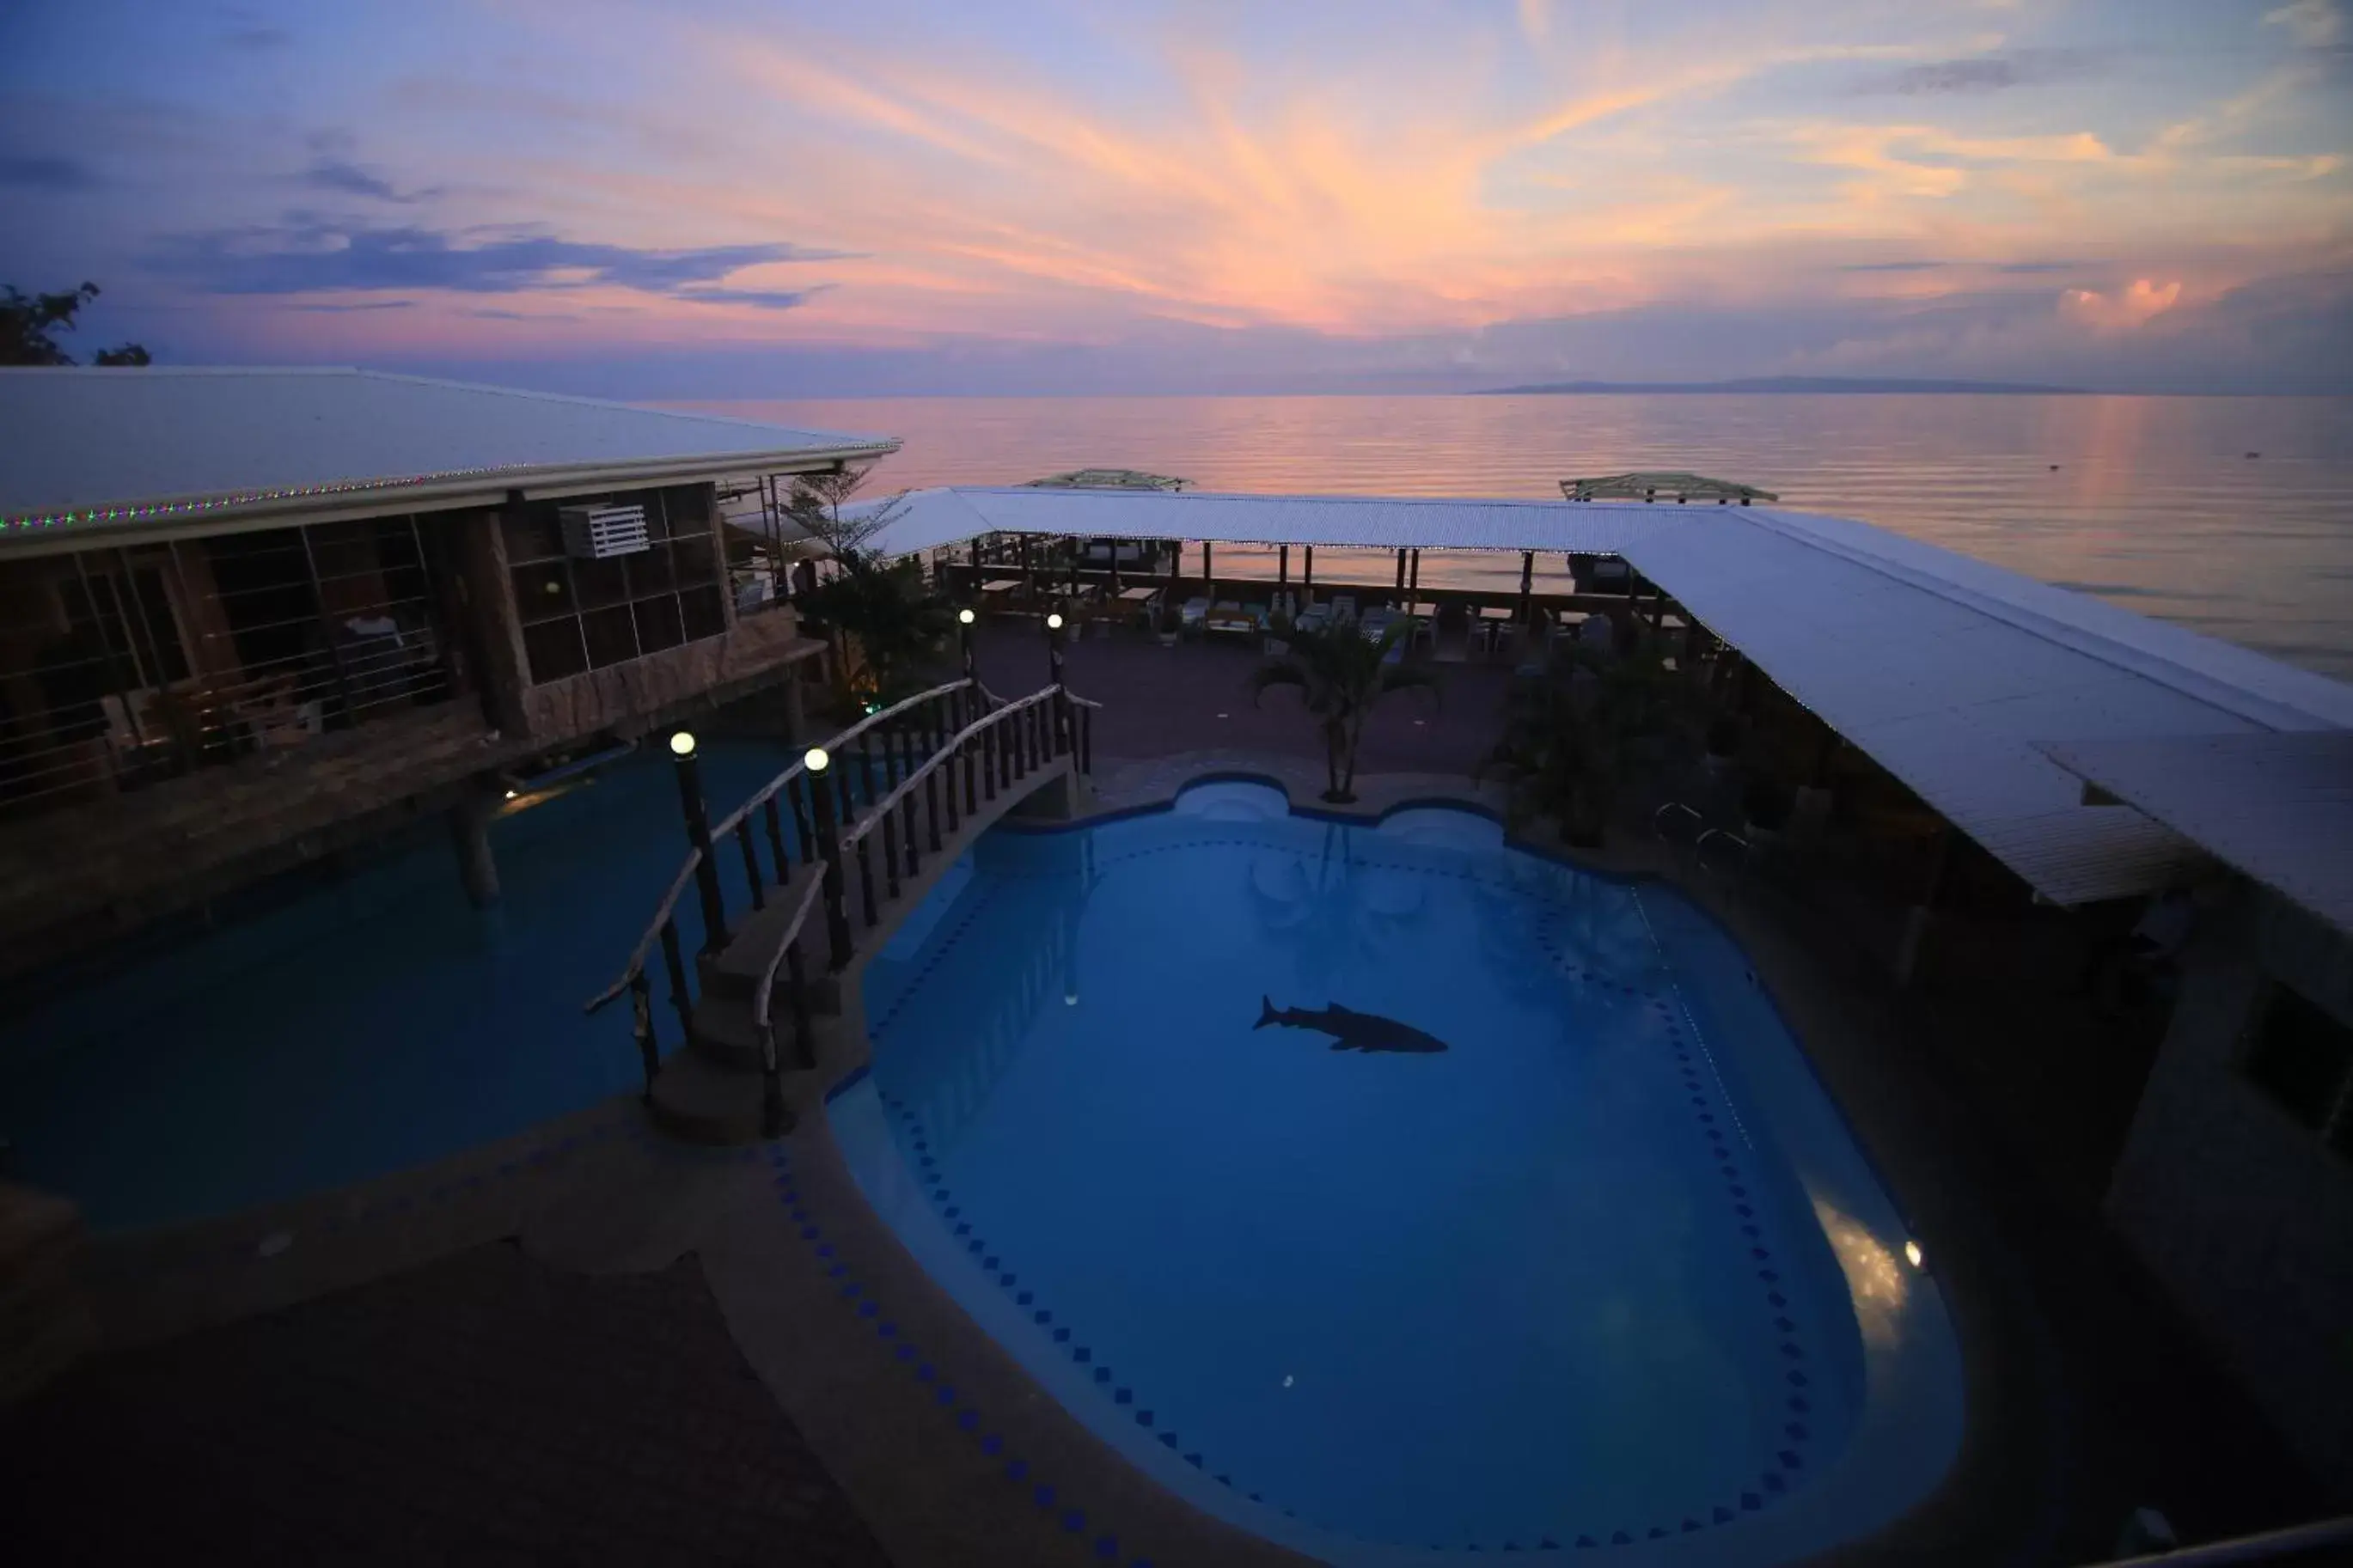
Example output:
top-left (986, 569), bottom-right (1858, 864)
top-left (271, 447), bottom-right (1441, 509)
top-left (831, 780), bottom-right (1962, 1564)
top-left (0, 739), bottom-right (793, 1231)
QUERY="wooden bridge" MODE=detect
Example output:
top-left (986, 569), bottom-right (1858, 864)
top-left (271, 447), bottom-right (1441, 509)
top-left (587, 674), bottom-right (1099, 1143)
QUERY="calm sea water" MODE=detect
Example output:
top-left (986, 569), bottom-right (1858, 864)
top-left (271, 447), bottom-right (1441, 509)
top-left (683, 395), bottom-right (2353, 680)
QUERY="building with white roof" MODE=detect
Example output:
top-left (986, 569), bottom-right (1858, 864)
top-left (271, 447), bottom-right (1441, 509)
top-left (0, 368), bottom-right (893, 974)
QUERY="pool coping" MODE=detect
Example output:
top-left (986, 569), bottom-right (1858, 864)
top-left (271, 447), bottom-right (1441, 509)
top-left (55, 749), bottom-right (2057, 1567)
top-left (774, 753), bottom-right (2046, 1566)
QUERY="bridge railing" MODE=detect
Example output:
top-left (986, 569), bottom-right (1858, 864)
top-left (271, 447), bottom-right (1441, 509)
top-left (586, 672), bottom-right (1096, 1133)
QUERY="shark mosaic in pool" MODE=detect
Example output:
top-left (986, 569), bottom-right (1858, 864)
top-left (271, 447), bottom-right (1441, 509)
top-left (829, 779), bottom-right (1963, 1565)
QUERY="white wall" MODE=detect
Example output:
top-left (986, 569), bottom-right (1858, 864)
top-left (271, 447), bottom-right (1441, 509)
top-left (2105, 883), bottom-right (2353, 1499)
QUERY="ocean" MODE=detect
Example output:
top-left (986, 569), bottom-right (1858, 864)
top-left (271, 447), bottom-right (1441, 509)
top-left (680, 394), bottom-right (2353, 681)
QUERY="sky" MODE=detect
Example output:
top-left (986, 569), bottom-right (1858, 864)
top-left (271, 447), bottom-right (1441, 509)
top-left (2, 0), bottom-right (2349, 396)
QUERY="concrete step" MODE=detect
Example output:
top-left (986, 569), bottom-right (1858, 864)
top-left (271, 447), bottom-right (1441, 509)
top-left (695, 862), bottom-right (829, 1002)
top-left (645, 1048), bottom-right (782, 1145)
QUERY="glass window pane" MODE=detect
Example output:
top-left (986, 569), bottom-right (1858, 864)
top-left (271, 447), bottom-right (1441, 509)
top-left (680, 584), bottom-right (726, 643)
top-left (626, 542), bottom-right (676, 595)
top-left (583, 605), bottom-right (639, 669)
top-left (501, 505), bottom-right (564, 564)
top-left (673, 534), bottom-right (717, 589)
top-left (574, 556), bottom-right (629, 611)
top-left (512, 563), bottom-right (574, 623)
top-left (634, 594), bottom-right (685, 654)
top-left (522, 618), bottom-right (586, 684)
top-left (2243, 983), bottom-right (2353, 1132)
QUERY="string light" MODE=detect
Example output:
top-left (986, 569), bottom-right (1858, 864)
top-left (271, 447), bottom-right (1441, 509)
top-left (3, 464), bottom-right (529, 533)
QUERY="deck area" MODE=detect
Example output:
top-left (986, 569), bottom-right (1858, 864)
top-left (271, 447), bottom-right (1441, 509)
top-left (1, 625), bottom-right (2332, 1567)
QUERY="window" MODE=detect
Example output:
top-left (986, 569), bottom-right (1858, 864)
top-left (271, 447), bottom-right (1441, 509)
top-left (2242, 980), bottom-right (2353, 1156)
top-left (58, 567), bottom-right (189, 686)
top-left (506, 487), bottom-right (726, 685)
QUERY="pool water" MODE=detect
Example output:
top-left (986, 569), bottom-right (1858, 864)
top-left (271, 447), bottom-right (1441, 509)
top-left (833, 781), bottom-right (1962, 1565)
top-left (0, 739), bottom-right (795, 1231)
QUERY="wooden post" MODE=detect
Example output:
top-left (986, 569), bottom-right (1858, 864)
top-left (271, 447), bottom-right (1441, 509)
top-left (1517, 551), bottom-right (1534, 629)
top-left (1278, 545), bottom-right (1289, 585)
top-left (1409, 549), bottom-right (1420, 596)
top-left (810, 757), bottom-right (852, 969)
top-left (673, 736), bottom-right (729, 952)
top-left (1303, 546), bottom-right (1314, 590)
top-left (1203, 540), bottom-right (1214, 601)
top-left (1395, 548), bottom-right (1407, 590)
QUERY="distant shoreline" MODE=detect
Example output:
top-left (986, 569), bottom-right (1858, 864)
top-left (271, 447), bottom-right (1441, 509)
top-left (1474, 375), bottom-right (2093, 396)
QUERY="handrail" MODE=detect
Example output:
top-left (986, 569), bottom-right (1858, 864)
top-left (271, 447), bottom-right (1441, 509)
top-left (584, 676), bottom-right (975, 1015)
top-left (1653, 801), bottom-right (1702, 839)
top-left (587, 851), bottom-right (709, 1013)
top-left (1696, 827), bottom-right (1751, 872)
top-left (748, 869), bottom-right (832, 1054)
top-left (711, 677), bottom-right (974, 840)
top-left (2078, 1516), bottom-right (2353, 1567)
top-left (840, 686), bottom-right (1060, 846)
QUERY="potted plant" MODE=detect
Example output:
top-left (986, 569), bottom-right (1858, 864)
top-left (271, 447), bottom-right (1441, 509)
top-left (1703, 714), bottom-right (1744, 778)
top-left (1248, 620), bottom-right (1437, 802)
top-left (1742, 769), bottom-right (1795, 847)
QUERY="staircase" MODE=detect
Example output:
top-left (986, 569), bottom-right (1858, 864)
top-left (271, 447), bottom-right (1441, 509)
top-left (585, 676), bottom-right (1098, 1144)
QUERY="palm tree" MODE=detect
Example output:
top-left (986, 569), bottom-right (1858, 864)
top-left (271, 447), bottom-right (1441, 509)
top-left (1476, 639), bottom-right (1684, 845)
top-left (1247, 619), bottom-right (1439, 803)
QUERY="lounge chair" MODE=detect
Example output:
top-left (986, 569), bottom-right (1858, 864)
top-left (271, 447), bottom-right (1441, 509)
top-left (1180, 595), bottom-right (1210, 631)
top-left (1331, 593), bottom-right (1359, 625)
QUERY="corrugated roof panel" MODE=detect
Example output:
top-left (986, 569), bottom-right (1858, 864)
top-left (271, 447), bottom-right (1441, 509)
top-left (854, 481), bottom-right (2349, 911)
top-left (2040, 731), bottom-right (2353, 931)
top-left (0, 367), bottom-right (892, 532)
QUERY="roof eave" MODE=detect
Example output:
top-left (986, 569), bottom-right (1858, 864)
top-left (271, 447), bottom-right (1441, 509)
top-left (0, 438), bottom-right (900, 556)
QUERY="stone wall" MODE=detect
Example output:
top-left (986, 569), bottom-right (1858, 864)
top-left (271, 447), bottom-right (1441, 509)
top-left (2105, 884), bottom-right (2353, 1498)
top-left (519, 606), bottom-right (819, 745)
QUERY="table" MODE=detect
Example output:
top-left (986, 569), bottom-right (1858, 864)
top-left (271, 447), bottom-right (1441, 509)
top-left (1116, 586), bottom-right (1160, 603)
top-left (981, 577), bottom-right (1023, 595)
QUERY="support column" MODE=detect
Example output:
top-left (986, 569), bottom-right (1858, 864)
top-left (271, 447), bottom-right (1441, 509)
top-left (448, 777), bottom-right (501, 908)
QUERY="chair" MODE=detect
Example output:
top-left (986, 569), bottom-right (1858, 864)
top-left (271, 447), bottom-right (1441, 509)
top-left (1332, 594), bottom-right (1359, 625)
top-left (1180, 595), bottom-right (1210, 631)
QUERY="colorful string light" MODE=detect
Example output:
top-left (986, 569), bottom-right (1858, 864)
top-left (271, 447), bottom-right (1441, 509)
top-left (2, 465), bottom-right (529, 534)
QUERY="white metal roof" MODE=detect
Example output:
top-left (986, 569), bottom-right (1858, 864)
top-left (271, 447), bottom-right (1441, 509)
top-left (863, 483), bottom-right (2353, 908)
top-left (0, 367), bottom-right (895, 546)
top-left (859, 484), bottom-right (1677, 557)
top-left (2039, 732), bottom-right (2353, 932)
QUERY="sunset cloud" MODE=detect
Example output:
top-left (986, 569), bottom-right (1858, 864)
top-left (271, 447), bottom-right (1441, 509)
top-left (0, 0), bottom-right (2344, 392)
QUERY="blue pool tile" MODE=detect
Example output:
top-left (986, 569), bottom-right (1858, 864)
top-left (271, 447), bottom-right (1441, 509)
top-left (1185, 1454), bottom-right (1203, 1468)
top-left (826, 1264), bottom-right (847, 1279)
top-left (1763, 1471), bottom-right (1787, 1493)
top-left (955, 1223), bottom-right (971, 1235)
top-left (1788, 1370), bottom-right (1809, 1387)
top-left (1115, 1388), bottom-right (1133, 1405)
top-left (895, 1345), bottom-right (914, 1361)
top-left (1769, 1290), bottom-right (1787, 1307)
top-left (858, 1302), bottom-right (878, 1318)
top-left (1158, 1432), bottom-right (1176, 1448)
top-left (1054, 1327), bottom-right (1072, 1343)
top-left (1774, 1316), bottom-right (1794, 1331)
top-left (842, 1283), bottom-right (863, 1298)
top-left (1001, 1273), bottom-right (1018, 1287)
top-left (1610, 1532), bottom-right (1631, 1546)
top-left (1713, 1506), bottom-right (1733, 1524)
top-left (935, 1387), bottom-right (956, 1406)
top-left (1033, 1484), bottom-right (1056, 1508)
top-left (1681, 1520), bottom-right (1700, 1533)
top-left (944, 1206), bottom-right (960, 1218)
top-left (1036, 1310), bottom-right (1053, 1324)
top-left (1137, 1410), bottom-right (1153, 1426)
top-left (982, 1433), bottom-right (1003, 1454)
top-left (1741, 1492), bottom-right (1761, 1511)
top-left (1750, 1247), bottom-right (1770, 1260)
top-left (1648, 1528), bottom-right (1665, 1539)
top-left (1789, 1395), bottom-right (1811, 1412)
top-left (1018, 1291), bottom-right (1034, 1305)
top-left (1780, 1449), bottom-right (1803, 1468)
top-left (1061, 1507), bottom-right (1086, 1532)
top-left (984, 1255), bottom-right (1000, 1269)
top-left (1006, 1459), bottom-right (1029, 1480)
top-left (1787, 1422), bottom-right (1809, 1440)
top-left (916, 1364), bottom-right (935, 1382)
top-left (1574, 1536), bottom-right (1596, 1548)
top-left (956, 1410), bottom-right (978, 1431)
top-left (967, 1240), bottom-right (984, 1255)
top-left (816, 1244), bottom-right (834, 1257)
top-left (1094, 1538), bottom-right (1117, 1560)
top-left (1074, 1348), bottom-right (1091, 1363)
top-left (1093, 1368), bottom-right (1111, 1383)
top-left (879, 1321), bottom-right (897, 1337)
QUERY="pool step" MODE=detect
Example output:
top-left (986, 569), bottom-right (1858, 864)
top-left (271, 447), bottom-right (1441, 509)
top-left (645, 1046), bottom-right (775, 1145)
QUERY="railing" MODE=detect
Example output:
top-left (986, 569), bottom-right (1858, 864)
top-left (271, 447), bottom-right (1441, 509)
top-left (585, 671), bottom-right (1097, 1133)
top-left (2078, 1516), bottom-right (2353, 1567)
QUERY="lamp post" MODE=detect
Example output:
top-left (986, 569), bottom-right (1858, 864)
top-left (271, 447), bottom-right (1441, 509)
top-left (671, 730), bottom-right (728, 951)
top-left (1045, 611), bottom-right (1067, 756)
top-left (956, 606), bottom-right (978, 725)
top-left (806, 746), bottom-right (853, 970)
